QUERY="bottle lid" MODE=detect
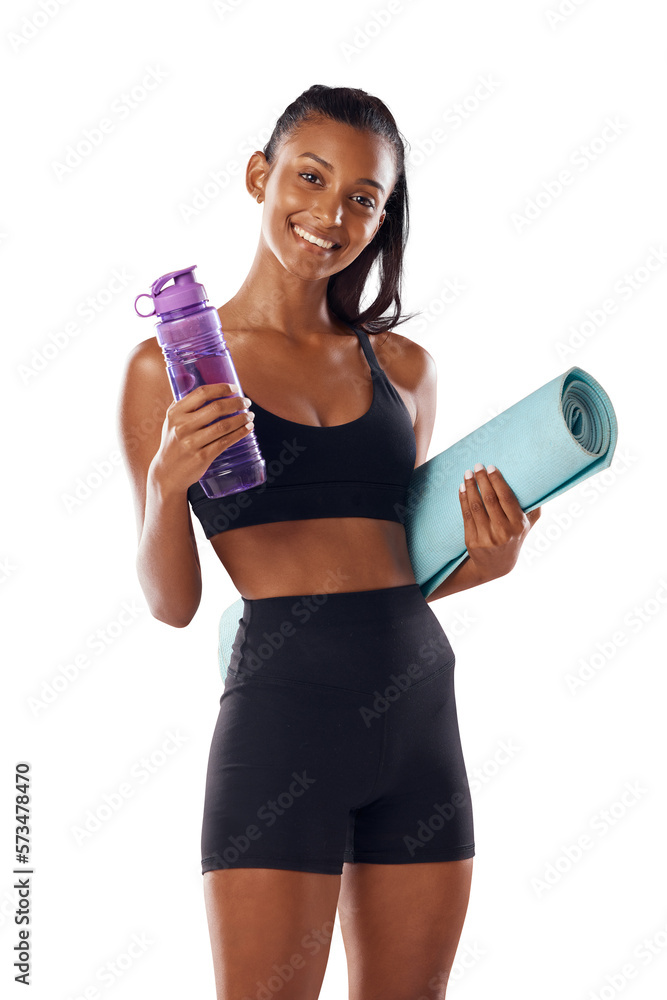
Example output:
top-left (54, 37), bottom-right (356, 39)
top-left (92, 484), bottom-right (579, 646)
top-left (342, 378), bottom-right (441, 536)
top-left (134, 265), bottom-right (208, 318)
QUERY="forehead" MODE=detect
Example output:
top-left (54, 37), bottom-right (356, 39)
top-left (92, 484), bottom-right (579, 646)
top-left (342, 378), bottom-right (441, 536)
top-left (278, 117), bottom-right (396, 190)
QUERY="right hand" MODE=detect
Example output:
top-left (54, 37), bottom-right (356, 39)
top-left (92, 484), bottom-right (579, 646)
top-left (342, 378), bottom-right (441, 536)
top-left (149, 382), bottom-right (254, 494)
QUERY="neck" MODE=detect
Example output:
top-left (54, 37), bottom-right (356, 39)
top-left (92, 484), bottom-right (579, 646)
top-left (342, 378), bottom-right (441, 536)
top-left (222, 233), bottom-right (350, 341)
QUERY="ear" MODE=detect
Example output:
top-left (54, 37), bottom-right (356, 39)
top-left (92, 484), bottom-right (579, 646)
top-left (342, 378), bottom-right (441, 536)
top-left (245, 150), bottom-right (269, 201)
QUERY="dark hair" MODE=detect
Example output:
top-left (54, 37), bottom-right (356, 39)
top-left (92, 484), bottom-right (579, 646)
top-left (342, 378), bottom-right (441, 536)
top-left (262, 84), bottom-right (418, 335)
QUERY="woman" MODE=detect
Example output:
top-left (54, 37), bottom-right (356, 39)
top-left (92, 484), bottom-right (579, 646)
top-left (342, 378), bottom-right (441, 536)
top-left (119, 85), bottom-right (540, 999)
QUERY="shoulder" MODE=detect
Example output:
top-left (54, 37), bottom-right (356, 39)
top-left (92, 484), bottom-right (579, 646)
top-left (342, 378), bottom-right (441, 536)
top-left (119, 336), bottom-right (172, 404)
top-left (117, 338), bottom-right (174, 459)
top-left (122, 334), bottom-right (162, 370)
top-left (369, 327), bottom-right (436, 397)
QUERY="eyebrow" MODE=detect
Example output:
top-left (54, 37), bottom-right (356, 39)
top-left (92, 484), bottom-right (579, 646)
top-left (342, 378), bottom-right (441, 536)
top-left (297, 152), bottom-right (385, 195)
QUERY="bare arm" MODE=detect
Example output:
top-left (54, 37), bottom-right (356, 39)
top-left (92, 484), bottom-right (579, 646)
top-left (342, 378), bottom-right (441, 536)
top-left (116, 342), bottom-right (202, 628)
top-left (424, 556), bottom-right (487, 603)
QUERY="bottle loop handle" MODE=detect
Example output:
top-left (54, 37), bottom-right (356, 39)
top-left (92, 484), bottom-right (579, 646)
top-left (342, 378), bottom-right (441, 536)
top-left (134, 265), bottom-right (200, 318)
top-left (134, 293), bottom-right (156, 318)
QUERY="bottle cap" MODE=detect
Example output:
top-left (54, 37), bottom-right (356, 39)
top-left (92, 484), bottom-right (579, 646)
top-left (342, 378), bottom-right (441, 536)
top-left (134, 265), bottom-right (208, 318)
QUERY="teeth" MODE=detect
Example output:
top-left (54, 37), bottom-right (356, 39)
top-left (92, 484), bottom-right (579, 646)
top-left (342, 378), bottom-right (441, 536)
top-left (293, 223), bottom-right (336, 249)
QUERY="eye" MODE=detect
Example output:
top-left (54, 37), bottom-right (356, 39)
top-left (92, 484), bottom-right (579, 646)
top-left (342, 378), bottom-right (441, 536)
top-left (298, 173), bottom-right (375, 209)
top-left (299, 172), bottom-right (321, 184)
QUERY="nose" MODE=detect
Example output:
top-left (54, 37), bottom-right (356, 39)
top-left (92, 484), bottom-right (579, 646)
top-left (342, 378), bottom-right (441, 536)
top-left (311, 190), bottom-right (343, 229)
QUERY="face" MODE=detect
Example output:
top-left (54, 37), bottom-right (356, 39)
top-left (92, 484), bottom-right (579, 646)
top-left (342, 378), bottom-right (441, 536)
top-left (247, 117), bottom-right (397, 278)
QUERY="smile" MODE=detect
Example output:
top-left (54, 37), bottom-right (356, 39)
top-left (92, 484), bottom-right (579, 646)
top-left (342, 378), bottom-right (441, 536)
top-left (291, 223), bottom-right (340, 250)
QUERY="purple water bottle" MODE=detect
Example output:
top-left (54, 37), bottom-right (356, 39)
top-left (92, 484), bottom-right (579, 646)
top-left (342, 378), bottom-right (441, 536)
top-left (134, 264), bottom-right (266, 499)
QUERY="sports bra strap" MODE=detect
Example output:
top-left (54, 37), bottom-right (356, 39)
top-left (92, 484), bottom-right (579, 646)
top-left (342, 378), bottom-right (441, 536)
top-left (353, 325), bottom-right (383, 375)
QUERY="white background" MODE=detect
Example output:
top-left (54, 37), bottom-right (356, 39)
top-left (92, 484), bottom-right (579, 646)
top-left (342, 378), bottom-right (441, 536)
top-left (2, 0), bottom-right (666, 997)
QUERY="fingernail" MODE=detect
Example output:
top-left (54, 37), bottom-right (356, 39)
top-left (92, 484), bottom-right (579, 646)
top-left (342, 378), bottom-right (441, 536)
top-left (464, 469), bottom-right (474, 480)
top-left (487, 464), bottom-right (496, 473)
top-left (459, 482), bottom-right (466, 493)
top-left (473, 462), bottom-right (485, 473)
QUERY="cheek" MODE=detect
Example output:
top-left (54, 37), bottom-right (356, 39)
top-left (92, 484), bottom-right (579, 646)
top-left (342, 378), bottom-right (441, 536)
top-left (274, 188), bottom-right (306, 227)
top-left (348, 218), bottom-right (379, 249)
top-left (336, 227), bottom-right (376, 267)
top-left (278, 175), bottom-right (306, 204)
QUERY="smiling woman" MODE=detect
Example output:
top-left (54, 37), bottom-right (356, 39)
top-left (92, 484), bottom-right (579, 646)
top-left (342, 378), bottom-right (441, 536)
top-left (117, 83), bottom-right (520, 998)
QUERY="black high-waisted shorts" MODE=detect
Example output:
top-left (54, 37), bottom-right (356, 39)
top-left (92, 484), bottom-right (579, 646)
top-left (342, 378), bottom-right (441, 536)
top-left (201, 583), bottom-right (475, 876)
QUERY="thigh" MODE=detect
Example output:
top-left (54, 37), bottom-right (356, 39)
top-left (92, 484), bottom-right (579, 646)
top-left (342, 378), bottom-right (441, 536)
top-left (203, 867), bottom-right (341, 1000)
top-left (338, 858), bottom-right (473, 1000)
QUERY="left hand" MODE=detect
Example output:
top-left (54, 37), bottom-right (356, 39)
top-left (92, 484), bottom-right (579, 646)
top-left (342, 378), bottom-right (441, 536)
top-left (458, 463), bottom-right (541, 582)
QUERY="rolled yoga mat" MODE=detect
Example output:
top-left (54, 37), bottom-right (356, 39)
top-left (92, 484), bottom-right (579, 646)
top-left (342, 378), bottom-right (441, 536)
top-left (215, 365), bottom-right (617, 680)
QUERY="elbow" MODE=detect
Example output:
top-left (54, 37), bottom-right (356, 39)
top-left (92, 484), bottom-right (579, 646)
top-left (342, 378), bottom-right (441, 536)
top-left (146, 589), bottom-right (201, 628)
top-left (150, 605), bottom-right (197, 629)
top-left (136, 559), bottom-right (202, 629)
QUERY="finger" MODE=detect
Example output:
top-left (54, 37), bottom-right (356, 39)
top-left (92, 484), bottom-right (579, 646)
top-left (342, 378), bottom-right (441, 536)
top-left (470, 463), bottom-right (511, 527)
top-left (482, 464), bottom-right (526, 524)
top-left (462, 467), bottom-right (491, 536)
top-left (526, 506), bottom-right (541, 526)
top-left (458, 475), bottom-right (479, 547)
top-left (181, 382), bottom-right (240, 412)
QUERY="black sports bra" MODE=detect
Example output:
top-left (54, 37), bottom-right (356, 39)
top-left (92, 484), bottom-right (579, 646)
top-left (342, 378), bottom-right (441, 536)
top-left (186, 324), bottom-right (416, 538)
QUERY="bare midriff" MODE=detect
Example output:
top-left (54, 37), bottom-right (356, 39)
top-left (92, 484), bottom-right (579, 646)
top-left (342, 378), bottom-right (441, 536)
top-left (209, 516), bottom-right (418, 599)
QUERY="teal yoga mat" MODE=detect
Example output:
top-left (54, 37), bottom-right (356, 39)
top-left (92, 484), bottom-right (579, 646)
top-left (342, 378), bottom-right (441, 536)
top-left (216, 365), bottom-right (617, 680)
